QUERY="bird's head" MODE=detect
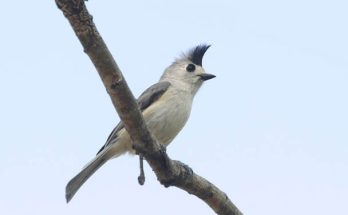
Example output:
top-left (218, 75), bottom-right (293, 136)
top-left (161, 44), bottom-right (215, 95)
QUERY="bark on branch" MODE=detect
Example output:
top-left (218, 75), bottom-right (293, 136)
top-left (55, 1), bottom-right (243, 214)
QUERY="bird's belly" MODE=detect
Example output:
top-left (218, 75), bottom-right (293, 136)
top-left (144, 98), bottom-right (191, 146)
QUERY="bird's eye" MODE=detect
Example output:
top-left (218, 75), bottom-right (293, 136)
top-left (186, 64), bottom-right (196, 72)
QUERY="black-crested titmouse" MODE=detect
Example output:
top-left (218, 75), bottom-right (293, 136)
top-left (66, 45), bottom-right (215, 202)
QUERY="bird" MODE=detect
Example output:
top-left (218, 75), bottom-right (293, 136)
top-left (65, 44), bottom-right (216, 202)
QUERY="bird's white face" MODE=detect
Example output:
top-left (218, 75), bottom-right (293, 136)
top-left (161, 59), bottom-right (215, 95)
top-left (163, 60), bottom-right (205, 82)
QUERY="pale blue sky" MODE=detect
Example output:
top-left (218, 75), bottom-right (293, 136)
top-left (0, 1), bottom-right (347, 214)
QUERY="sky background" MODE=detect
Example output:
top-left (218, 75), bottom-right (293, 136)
top-left (0, 1), bottom-right (347, 214)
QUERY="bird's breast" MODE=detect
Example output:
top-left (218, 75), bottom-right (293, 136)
top-left (142, 89), bottom-right (192, 146)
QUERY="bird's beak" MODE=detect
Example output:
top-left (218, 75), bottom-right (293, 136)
top-left (198, 73), bottom-right (216, 81)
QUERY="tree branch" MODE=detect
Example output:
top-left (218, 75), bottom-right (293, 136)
top-left (55, 1), bottom-right (243, 214)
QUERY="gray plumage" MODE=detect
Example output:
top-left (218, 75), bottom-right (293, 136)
top-left (65, 44), bottom-right (215, 203)
top-left (96, 81), bottom-right (171, 155)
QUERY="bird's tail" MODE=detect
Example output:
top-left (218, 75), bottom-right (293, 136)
top-left (65, 142), bottom-right (125, 203)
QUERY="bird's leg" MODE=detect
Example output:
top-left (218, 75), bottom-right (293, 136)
top-left (137, 154), bottom-right (145, 185)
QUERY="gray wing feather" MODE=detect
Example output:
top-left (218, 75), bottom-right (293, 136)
top-left (96, 81), bottom-right (171, 155)
top-left (137, 81), bottom-right (171, 111)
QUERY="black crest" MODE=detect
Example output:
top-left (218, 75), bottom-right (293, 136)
top-left (188, 44), bottom-right (211, 66)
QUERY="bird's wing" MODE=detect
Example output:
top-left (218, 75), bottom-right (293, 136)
top-left (96, 81), bottom-right (171, 155)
